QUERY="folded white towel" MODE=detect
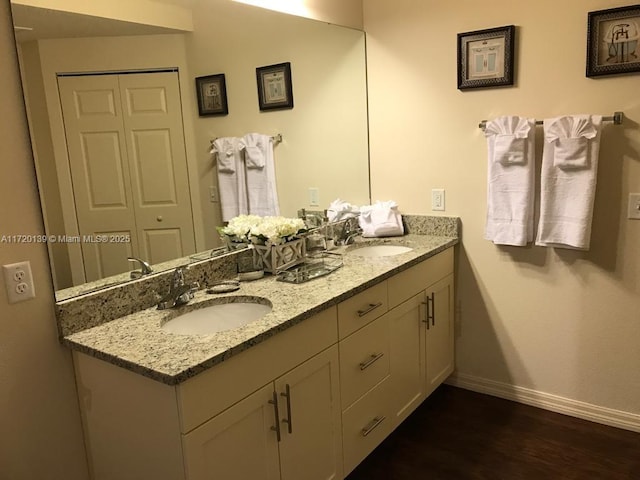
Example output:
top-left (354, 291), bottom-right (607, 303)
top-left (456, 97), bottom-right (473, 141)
top-left (545, 115), bottom-right (598, 170)
top-left (211, 137), bottom-right (248, 222)
top-left (327, 199), bottom-right (360, 222)
top-left (244, 134), bottom-right (266, 169)
top-left (483, 116), bottom-right (536, 246)
top-left (359, 200), bottom-right (404, 238)
top-left (242, 133), bottom-right (280, 217)
top-left (535, 115), bottom-right (602, 250)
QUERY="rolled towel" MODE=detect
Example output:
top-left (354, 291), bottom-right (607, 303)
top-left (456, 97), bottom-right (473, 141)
top-left (359, 200), bottom-right (404, 238)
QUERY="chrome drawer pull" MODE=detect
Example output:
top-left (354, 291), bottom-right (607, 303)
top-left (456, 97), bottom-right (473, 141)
top-left (361, 416), bottom-right (386, 437)
top-left (359, 352), bottom-right (385, 371)
top-left (357, 302), bottom-right (382, 317)
top-left (268, 391), bottom-right (281, 442)
top-left (280, 383), bottom-right (293, 434)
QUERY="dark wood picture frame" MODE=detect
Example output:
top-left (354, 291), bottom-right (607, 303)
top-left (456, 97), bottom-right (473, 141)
top-left (195, 74), bottom-right (228, 116)
top-left (256, 62), bottom-right (294, 111)
top-left (586, 4), bottom-right (640, 78)
top-left (457, 25), bottom-right (516, 90)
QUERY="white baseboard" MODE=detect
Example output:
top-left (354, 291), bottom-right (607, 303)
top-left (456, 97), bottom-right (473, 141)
top-left (446, 373), bottom-right (640, 433)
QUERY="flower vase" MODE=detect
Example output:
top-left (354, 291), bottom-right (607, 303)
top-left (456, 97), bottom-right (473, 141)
top-left (223, 235), bottom-right (249, 252)
top-left (253, 238), bottom-right (306, 273)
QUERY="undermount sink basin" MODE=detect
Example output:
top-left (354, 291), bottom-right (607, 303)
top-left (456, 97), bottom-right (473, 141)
top-left (161, 297), bottom-right (272, 335)
top-left (347, 244), bottom-right (413, 257)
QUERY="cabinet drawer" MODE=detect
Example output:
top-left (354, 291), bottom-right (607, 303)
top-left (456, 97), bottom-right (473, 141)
top-left (337, 281), bottom-right (388, 339)
top-left (388, 248), bottom-right (453, 308)
top-left (339, 314), bottom-right (390, 410)
top-left (342, 376), bottom-right (394, 476)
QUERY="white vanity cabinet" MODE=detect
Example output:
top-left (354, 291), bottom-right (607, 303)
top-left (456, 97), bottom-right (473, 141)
top-left (72, 246), bottom-right (455, 480)
top-left (338, 248), bottom-right (454, 475)
top-left (183, 344), bottom-right (342, 480)
top-left (387, 248), bottom-right (455, 422)
top-left (73, 307), bottom-right (340, 480)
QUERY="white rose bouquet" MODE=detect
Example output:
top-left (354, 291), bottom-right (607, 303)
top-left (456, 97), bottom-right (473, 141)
top-left (218, 215), bottom-right (307, 247)
top-left (249, 216), bottom-right (307, 246)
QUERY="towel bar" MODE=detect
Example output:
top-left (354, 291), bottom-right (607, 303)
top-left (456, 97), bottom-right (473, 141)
top-left (209, 133), bottom-right (282, 149)
top-left (478, 111), bottom-right (624, 130)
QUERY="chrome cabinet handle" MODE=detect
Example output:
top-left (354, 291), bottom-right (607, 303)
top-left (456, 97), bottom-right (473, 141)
top-left (280, 383), bottom-right (293, 434)
top-left (429, 292), bottom-right (435, 326)
top-left (268, 391), bottom-right (281, 442)
top-left (359, 352), bottom-right (385, 371)
top-left (422, 293), bottom-right (435, 328)
top-left (361, 416), bottom-right (386, 437)
top-left (357, 302), bottom-right (382, 317)
top-left (421, 300), bottom-right (429, 329)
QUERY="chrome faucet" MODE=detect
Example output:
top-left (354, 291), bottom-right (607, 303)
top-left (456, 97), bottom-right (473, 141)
top-left (157, 266), bottom-right (199, 310)
top-left (128, 256), bottom-right (153, 279)
top-left (336, 217), bottom-right (362, 245)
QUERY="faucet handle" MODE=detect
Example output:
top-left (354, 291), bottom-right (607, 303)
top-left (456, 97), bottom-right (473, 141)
top-left (128, 256), bottom-right (153, 279)
top-left (171, 266), bottom-right (187, 287)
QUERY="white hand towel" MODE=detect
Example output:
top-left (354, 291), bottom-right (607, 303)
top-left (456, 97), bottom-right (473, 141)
top-left (327, 198), bottom-right (359, 222)
top-left (484, 116), bottom-right (536, 246)
top-left (359, 200), bottom-right (404, 238)
top-left (535, 115), bottom-right (602, 250)
top-left (211, 137), bottom-right (248, 222)
top-left (242, 133), bottom-right (280, 217)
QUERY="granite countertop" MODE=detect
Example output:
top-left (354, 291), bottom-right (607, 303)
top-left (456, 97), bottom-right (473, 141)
top-left (63, 234), bottom-right (458, 386)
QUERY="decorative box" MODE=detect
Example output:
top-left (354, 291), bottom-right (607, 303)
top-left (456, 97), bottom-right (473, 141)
top-left (253, 238), bottom-right (306, 273)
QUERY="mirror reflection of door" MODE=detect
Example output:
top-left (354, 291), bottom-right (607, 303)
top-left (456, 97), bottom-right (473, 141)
top-left (58, 71), bottom-right (195, 283)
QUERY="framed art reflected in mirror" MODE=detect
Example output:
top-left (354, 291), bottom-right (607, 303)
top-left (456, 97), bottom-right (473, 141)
top-left (196, 73), bottom-right (229, 116)
top-left (256, 62), bottom-right (294, 111)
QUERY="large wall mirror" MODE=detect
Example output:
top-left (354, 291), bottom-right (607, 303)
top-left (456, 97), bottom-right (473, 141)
top-left (11, 0), bottom-right (370, 300)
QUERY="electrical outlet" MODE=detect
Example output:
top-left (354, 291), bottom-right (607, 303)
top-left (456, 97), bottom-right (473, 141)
top-left (309, 187), bottom-right (320, 207)
top-left (628, 193), bottom-right (640, 220)
top-left (3, 261), bottom-right (36, 304)
top-left (432, 189), bottom-right (445, 211)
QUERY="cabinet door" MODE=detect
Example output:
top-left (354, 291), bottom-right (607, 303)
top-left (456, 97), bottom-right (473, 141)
top-left (276, 345), bottom-right (343, 480)
top-left (389, 292), bottom-right (426, 427)
top-left (425, 274), bottom-right (455, 396)
top-left (182, 383), bottom-right (280, 480)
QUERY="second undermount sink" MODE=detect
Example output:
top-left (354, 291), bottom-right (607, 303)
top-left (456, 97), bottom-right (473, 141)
top-left (347, 244), bottom-right (413, 257)
top-left (161, 297), bottom-right (272, 335)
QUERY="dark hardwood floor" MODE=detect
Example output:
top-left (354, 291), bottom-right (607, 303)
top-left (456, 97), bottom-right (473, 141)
top-left (346, 385), bottom-right (640, 480)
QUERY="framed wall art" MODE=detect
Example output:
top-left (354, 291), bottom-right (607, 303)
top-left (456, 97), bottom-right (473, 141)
top-left (195, 73), bottom-right (228, 116)
top-left (586, 4), bottom-right (640, 77)
top-left (457, 25), bottom-right (516, 90)
top-left (256, 62), bottom-right (294, 111)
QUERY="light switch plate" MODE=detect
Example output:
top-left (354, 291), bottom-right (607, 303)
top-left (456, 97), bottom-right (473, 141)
top-left (629, 193), bottom-right (640, 220)
top-left (432, 189), bottom-right (445, 211)
top-left (309, 188), bottom-right (320, 207)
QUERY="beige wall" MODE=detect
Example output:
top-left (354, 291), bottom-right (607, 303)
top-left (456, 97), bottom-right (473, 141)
top-left (0, 2), bottom-right (89, 478)
top-left (365, 0), bottom-right (640, 420)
